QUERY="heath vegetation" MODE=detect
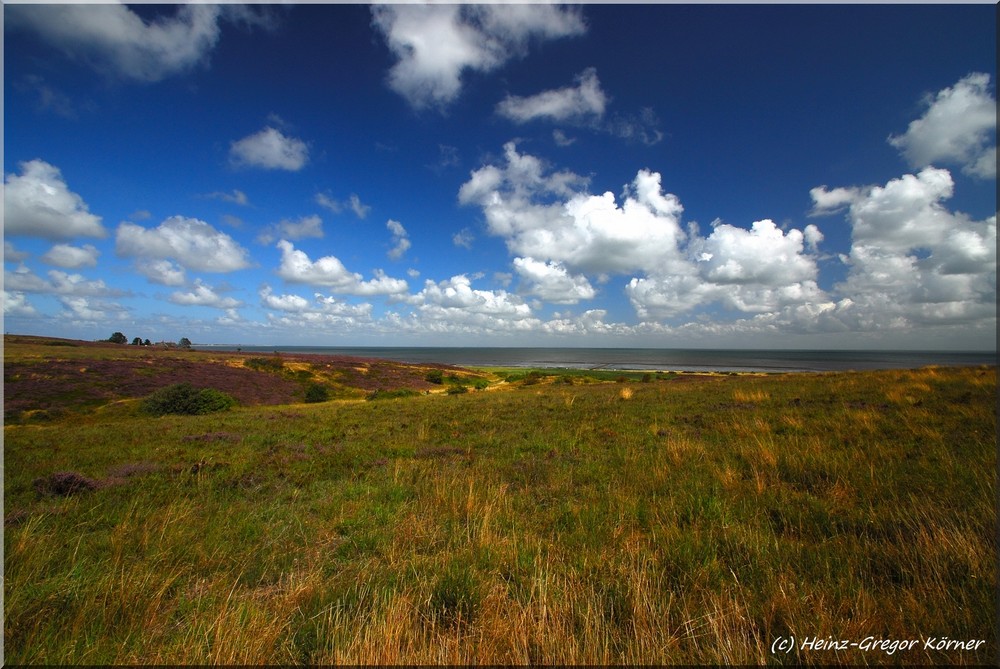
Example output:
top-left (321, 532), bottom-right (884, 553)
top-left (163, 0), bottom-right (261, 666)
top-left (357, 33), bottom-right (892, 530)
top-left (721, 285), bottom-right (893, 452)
top-left (4, 336), bottom-right (996, 664)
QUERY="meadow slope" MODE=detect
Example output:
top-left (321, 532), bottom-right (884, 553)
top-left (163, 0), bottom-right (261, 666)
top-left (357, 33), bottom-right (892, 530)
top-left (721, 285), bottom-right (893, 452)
top-left (4, 338), bottom-right (997, 664)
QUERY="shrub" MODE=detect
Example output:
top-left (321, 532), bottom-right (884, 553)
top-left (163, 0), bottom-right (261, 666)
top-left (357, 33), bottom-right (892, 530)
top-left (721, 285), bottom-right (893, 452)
top-left (429, 561), bottom-right (481, 627)
top-left (33, 471), bottom-right (99, 497)
top-left (245, 356), bottom-right (285, 372)
top-left (367, 389), bottom-right (419, 401)
top-left (141, 383), bottom-right (237, 416)
top-left (446, 385), bottom-right (468, 395)
top-left (425, 369), bottom-right (444, 384)
top-left (523, 371), bottom-right (546, 386)
top-left (304, 383), bottom-right (330, 403)
top-left (473, 379), bottom-right (490, 390)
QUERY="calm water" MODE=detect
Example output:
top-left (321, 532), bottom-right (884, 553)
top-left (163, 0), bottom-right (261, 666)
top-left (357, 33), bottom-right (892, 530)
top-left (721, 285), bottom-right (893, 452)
top-left (191, 346), bottom-right (996, 373)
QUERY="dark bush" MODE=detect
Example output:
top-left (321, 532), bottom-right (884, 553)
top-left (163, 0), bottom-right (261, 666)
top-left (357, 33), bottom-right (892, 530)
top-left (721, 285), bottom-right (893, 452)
top-left (430, 561), bottom-right (481, 627)
top-left (425, 369), bottom-right (444, 384)
top-left (446, 384), bottom-right (468, 395)
top-left (245, 356), bottom-right (285, 372)
top-left (367, 389), bottom-right (419, 401)
top-left (304, 383), bottom-right (330, 403)
top-left (522, 371), bottom-right (546, 386)
top-left (34, 471), bottom-right (99, 496)
top-left (141, 383), bottom-right (237, 416)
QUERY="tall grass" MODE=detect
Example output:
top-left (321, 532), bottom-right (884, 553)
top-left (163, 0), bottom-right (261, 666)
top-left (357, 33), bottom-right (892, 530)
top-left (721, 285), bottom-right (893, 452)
top-left (5, 365), bottom-right (996, 664)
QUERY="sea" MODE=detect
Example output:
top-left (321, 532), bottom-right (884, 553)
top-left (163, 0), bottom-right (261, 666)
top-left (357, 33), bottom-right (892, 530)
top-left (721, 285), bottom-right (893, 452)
top-left (190, 346), bottom-right (997, 374)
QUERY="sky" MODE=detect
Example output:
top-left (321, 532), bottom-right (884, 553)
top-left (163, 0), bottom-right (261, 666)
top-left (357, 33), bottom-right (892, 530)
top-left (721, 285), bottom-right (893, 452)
top-left (3, 3), bottom-right (997, 349)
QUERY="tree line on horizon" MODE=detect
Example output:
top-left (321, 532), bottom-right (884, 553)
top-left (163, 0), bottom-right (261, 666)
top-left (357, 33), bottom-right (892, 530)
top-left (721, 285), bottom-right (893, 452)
top-left (106, 332), bottom-right (191, 349)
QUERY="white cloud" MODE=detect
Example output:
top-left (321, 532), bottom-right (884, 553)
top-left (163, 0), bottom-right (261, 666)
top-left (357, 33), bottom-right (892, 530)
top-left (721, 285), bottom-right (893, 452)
top-left (453, 228), bottom-right (475, 250)
top-left (828, 167), bottom-right (996, 328)
top-left (314, 192), bottom-right (342, 214)
top-left (4, 159), bottom-right (106, 239)
top-left (808, 185), bottom-right (863, 216)
top-left (461, 143), bottom-right (829, 321)
top-left (260, 286), bottom-right (310, 313)
top-left (116, 216), bottom-right (252, 273)
top-left (460, 144), bottom-right (684, 275)
top-left (257, 215), bottom-right (324, 245)
top-left (138, 259), bottom-right (187, 286)
top-left (315, 192), bottom-right (371, 219)
top-left (41, 243), bottom-right (99, 269)
top-left (498, 68), bottom-right (607, 124)
top-left (348, 195), bottom-right (371, 219)
top-left (888, 73), bottom-right (996, 179)
top-left (386, 219), bottom-right (411, 260)
top-left (6, 4), bottom-right (224, 82)
top-left (413, 274), bottom-right (532, 317)
top-left (275, 240), bottom-right (409, 296)
top-left (170, 279), bottom-right (242, 310)
top-left (372, 4), bottom-right (585, 110)
top-left (513, 257), bottom-right (596, 304)
top-left (5, 242), bottom-right (29, 263)
top-left (605, 107), bottom-right (664, 146)
top-left (4, 267), bottom-right (126, 298)
top-left (3, 291), bottom-right (37, 316)
top-left (230, 126), bottom-right (309, 171)
top-left (58, 295), bottom-right (126, 322)
top-left (552, 129), bottom-right (577, 147)
top-left (206, 189), bottom-right (249, 206)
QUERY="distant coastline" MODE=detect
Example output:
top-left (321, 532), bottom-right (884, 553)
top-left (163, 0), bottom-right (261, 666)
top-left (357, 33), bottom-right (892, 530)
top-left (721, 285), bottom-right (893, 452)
top-left (190, 345), bottom-right (997, 374)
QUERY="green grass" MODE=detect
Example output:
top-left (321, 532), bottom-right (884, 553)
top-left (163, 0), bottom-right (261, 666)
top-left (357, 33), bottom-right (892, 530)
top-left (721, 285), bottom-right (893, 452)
top-left (4, 356), bottom-right (996, 664)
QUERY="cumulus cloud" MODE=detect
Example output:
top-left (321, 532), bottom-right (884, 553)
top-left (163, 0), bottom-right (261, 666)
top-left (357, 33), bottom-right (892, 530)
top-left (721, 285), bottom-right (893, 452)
top-left (230, 126), bottom-right (309, 171)
top-left (5, 4), bottom-right (273, 83)
top-left (116, 216), bottom-right (252, 273)
top-left (3, 291), bottom-right (37, 317)
top-left (372, 4), bottom-right (585, 110)
top-left (888, 73), bottom-right (996, 179)
top-left (58, 295), bottom-right (127, 322)
top-left (5, 267), bottom-right (127, 298)
top-left (169, 279), bottom-right (242, 310)
top-left (459, 143), bottom-right (684, 275)
top-left (275, 240), bottom-right (408, 296)
top-left (260, 285), bottom-right (310, 312)
top-left (513, 257), bottom-right (596, 304)
top-left (41, 243), bottom-right (100, 269)
top-left (138, 259), bottom-right (186, 286)
top-left (460, 142), bottom-right (829, 322)
top-left (386, 219), bottom-right (411, 260)
top-left (498, 67), bottom-right (607, 124)
top-left (257, 215), bottom-right (324, 245)
top-left (5, 242), bottom-right (29, 263)
top-left (4, 159), bottom-right (107, 239)
top-left (820, 167), bottom-right (996, 329)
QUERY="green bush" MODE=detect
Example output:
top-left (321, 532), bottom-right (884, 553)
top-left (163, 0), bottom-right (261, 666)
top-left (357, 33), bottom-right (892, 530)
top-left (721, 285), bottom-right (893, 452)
top-left (141, 383), bottom-right (237, 416)
top-left (425, 369), bottom-right (444, 384)
top-left (245, 356), bottom-right (285, 372)
top-left (367, 389), bottom-right (419, 401)
top-left (446, 385), bottom-right (468, 395)
top-left (304, 383), bottom-right (330, 403)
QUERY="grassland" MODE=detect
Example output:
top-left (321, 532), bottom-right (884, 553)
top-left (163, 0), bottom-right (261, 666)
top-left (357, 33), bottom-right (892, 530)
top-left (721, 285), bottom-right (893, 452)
top-left (4, 336), bottom-right (997, 664)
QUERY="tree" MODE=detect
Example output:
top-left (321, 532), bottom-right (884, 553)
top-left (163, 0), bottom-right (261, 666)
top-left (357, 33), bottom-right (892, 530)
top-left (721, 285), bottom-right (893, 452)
top-left (108, 332), bottom-right (127, 344)
top-left (178, 337), bottom-right (192, 349)
top-left (143, 339), bottom-right (152, 346)
top-left (131, 337), bottom-right (142, 346)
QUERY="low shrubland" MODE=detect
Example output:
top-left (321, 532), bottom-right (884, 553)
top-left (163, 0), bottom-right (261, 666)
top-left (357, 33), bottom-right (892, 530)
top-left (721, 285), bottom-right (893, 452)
top-left (3, 342), bottom-right (996, 664)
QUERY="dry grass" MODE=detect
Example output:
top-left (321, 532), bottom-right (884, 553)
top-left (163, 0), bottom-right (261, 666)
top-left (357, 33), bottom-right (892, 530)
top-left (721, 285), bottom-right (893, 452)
top-left (4, 352), bottom-right (996, 665)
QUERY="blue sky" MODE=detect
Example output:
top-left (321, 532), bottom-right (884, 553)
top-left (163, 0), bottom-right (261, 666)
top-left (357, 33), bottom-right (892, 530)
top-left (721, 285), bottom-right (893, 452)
top-left (4, 3), bottom-right (996, 348)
